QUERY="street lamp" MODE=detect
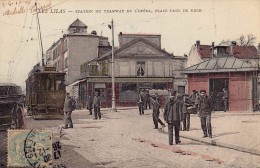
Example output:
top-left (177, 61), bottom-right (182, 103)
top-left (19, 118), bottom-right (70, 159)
top-left (109, 19), bottom-right (117, 112)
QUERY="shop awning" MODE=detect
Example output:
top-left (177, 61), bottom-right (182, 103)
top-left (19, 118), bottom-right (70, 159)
top-left (68, 79), bottom-right (86, 86)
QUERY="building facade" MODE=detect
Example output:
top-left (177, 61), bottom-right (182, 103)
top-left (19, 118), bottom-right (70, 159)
top-left (78, 33), bottom-right (187, 108)
top-left (45, 19), bottom-right (111, 88)
top-left (184, 43), bottom-right (260, 112)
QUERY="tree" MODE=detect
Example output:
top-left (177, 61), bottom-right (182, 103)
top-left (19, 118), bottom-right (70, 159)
top-left (219, 34), bottom-right (256, 46)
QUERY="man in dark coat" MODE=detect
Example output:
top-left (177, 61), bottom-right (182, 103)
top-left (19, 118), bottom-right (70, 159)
top-left (198, 90), bottom-right (213, 138)
top-left (93, 92), bottom-right (101, 119)
top-left (138, 90), bottom-right (145, 115)
top-left (144, 89), bottom-right (151, 110)
top-left (164, 95), bottom-right (183, 145)
top-left (222, 88), bottom-right (228, 112)
top-left (151, 96), bottom-right (165, 129)
top-left (86, 94), bottom-right (93, 115)
top-left (183, 94), bottom-right (192, 131)
top-left (64, 93), bottom-right (75, 129)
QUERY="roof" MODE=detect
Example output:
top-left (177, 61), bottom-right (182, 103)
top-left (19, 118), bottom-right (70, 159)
top-left (183, 57), bottom-right (259, 74)
top-left (0, 83), bottom-right (18, 87)
top-left (227, 45), bottom-right (258, 59)
top-left (196, 44), bottom-right (259, 59)
top-left (198, 45), bottom-right (212, 59)
top-left (92, 38), bottom-right (173, 61)
top-left (68, 19), bottom-right (87, 29)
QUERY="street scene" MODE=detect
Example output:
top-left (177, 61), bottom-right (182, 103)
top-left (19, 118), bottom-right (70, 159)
top-left (1, 0), bottom-right (260, 167)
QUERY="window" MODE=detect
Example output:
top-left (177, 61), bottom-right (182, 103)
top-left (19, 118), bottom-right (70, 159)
top-left (137, 61), bottom-right (145, 76)
top-left (153, 83), bottom-right (167, 90)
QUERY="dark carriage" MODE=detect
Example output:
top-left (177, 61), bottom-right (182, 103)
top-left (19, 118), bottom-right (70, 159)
top-left (0, 83), bottom-right (25, 130)
top-left (26, 66), bottom-right (66, 119)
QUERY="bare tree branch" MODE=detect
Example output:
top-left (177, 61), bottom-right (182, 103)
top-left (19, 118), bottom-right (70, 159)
top-left (246, 34), bottom-right (256, 46)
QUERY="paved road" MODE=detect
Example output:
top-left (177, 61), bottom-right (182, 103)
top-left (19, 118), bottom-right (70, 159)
top-left (0, 110), bottom-right (99, 168)
top-left (1, 109), bottom-right (260, 168)
top-left (61, 109), bottom-right (260, 168)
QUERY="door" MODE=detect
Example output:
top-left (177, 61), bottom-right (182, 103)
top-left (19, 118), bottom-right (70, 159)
top-left (209, 78), bottom-right (229, 111)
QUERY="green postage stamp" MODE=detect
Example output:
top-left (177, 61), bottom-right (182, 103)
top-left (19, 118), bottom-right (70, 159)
top-left (8, 129), bottom-right (52, 168)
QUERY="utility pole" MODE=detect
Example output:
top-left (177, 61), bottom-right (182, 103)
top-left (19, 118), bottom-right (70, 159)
top-left (35, 3), bottom-right (44, 67)
top-left (110, 19), bottom-right (117, 112)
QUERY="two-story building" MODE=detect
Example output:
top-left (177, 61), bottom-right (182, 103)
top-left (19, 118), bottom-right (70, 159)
top-left (78, 33), bottom-right (187, 108)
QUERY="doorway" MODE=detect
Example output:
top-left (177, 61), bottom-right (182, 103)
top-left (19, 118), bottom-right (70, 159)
top-left (209, 78), bottom-right (229, 111)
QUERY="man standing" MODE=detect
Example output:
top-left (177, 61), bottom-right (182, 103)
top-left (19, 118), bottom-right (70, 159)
top-left (222, 88), bottom-right (228, 112)
top-left (183, 94), bottom-right (191, 131)
top-left (151, 97), bottom-right (165, 129)
top-left (93, 91), bottom-right (101, 120)
top-left (198, 90), bottom-right (213, 138)
top-left (87, 93), bottom-right (93, 115)
top-left (138, 90), bottom-right (145, 115)
top-left (164, 95), bottom-right (183, 145)
top-left (144, 89), bottom-right (151, 110)
top-left (64, 93), bottom-right (75, 129)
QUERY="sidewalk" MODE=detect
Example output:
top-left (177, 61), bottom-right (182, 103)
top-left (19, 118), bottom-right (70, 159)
top-left (61, 108), bottom-right (260, 167)
top-left (168, 112), bottom-right (260, 156)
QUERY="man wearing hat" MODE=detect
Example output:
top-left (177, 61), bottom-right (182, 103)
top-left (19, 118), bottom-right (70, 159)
top-left (183, 94), bottom-right (192, 131)
top-left (93, 91), bottom-right (101, 119)
top-left (138, 89), bottom-right (145, 115)
top-left (63, 93), bottom-right (75, 129)
top-left (198, 90), bottom-right (213, 138)
top-left (163, 95), bottom-right (183, 145)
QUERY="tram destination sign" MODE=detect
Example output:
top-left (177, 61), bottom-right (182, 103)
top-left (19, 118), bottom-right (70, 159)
top-left (44, 67), bottom-right (56, 72)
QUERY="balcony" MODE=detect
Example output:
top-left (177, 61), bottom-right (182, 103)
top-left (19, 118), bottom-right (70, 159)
top-left (80, 62), bottom-right (109, 78)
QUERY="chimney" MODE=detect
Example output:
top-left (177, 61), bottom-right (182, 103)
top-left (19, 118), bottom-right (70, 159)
top-left (196, 40), bottom-right (200, 49)
top-left (230, 41), bottom-right (236, 56)
top-left (257, 43), bottom-right (260, 54)
top-left (118, 32), bottom-right (123, 48)
top-left (212, 42), bottom-right (215, 57)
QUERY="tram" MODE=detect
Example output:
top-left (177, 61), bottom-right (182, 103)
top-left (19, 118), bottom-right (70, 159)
top-left (26, 65), bottom-right (66, 119)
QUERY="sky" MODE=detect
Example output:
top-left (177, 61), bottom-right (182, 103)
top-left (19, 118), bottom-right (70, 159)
top-left (0, 0), bottom-right (259, 90)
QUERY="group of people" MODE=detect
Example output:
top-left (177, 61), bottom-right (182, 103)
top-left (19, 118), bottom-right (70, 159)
top-left (63, 88), bottom-right (217, 146)
top-left (63, 91), bottom-right (102, 129)
top-left (164, 89), bottom-right (213, 145)
top-left (137, 89), bottom-right (152, 115)
top-left (138, 89), bottom-right (214, 146)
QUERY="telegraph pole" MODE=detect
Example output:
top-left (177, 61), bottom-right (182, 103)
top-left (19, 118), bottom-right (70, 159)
top-left (35, 3), bottom-right (44, 67)
top-left (111, 19), bottom-right (117, 112)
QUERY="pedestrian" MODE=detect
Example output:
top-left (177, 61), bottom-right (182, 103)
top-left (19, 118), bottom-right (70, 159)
top-left (86, 93), bottom-right (93, 115)
top-left (151, 96), bottom-right (165, 129)
top-left (93, 91), bottom-right (101, 120)
top-left (195, 92), bottom-right (201, 114)
top-left (144, 89), bottom-right (151, 109)
top-left (198, 90), bottom-right (213, 138)
top-left (222, 88), bottom-right (228, 112)
top-left (138, 89), bottom-right (145, 115)
top-left (183, 94), bottom-right (191, 131)
top-left (190, 90), bottom-right (197, 104)
top-left (163, 95), bottom-right (183, 145)
top-left (63, 93), bottom-right (76, 129)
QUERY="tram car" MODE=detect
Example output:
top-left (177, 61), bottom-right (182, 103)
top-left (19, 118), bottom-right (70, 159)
top-left (26, 65), bottom-right (66, 119)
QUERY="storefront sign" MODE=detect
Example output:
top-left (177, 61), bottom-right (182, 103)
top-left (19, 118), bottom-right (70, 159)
top-left (87, 77), bottom-right (173, 83)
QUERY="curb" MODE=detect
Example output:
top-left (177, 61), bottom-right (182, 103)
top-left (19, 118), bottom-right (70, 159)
top-left (164, 132), bottom-right (260, 156)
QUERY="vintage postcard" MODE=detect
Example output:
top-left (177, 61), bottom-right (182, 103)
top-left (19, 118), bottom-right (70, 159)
top-left (0, 0), bottom-right (260, 167)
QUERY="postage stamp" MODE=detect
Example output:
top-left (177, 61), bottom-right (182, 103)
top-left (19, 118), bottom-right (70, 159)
top-left (8, 129), bottom-right (52, 168)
